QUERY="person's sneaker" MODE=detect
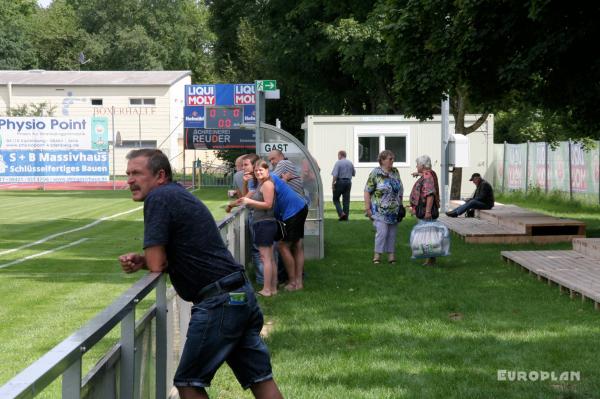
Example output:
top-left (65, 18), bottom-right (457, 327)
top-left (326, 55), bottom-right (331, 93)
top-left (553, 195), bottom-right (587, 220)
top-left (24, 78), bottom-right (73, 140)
top-left (445, 211), bottom-right (458, 218)
top-left (339, 213), bottom-right (348, 221)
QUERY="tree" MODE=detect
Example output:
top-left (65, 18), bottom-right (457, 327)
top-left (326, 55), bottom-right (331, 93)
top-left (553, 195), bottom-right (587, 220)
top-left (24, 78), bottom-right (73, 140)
top-left (208, 0), bottom-right (396, 138)
top-left (8, 102), bottom-right (57, 116)
top-left (381, 0), bottom-right (600, 195)
top-left (0, 0), bottom-right (38, 69)
top-left (29, 0), bottom-right (100, 71)
top-left (65, 0), bottom-right (216, 80)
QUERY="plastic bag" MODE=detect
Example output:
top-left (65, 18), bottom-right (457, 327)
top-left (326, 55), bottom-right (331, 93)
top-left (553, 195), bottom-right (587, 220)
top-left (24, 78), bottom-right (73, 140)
top-left (409, 221), bottom-right (451, 259)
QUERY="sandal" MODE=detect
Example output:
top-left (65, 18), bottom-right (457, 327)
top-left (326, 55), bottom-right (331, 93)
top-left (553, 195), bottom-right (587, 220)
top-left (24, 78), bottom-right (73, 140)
top-left (284, 283), bottom-right (297, 292)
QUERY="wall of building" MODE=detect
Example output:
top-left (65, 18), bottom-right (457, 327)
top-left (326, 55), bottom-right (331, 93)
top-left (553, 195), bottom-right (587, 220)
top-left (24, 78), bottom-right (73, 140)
top-left (303, 114), bottom-right (494, 202)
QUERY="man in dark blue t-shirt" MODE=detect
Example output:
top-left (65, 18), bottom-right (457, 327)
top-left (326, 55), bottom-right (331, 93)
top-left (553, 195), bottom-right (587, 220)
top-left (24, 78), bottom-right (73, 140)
top-left (118, 149), bottom-right (283, 399)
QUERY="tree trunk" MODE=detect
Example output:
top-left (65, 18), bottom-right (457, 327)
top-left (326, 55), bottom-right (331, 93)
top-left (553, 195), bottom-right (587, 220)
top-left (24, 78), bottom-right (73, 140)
top-left (448, 88), bottom-right (489, 200)
top-left (450, 167), bottom-right (462, 200)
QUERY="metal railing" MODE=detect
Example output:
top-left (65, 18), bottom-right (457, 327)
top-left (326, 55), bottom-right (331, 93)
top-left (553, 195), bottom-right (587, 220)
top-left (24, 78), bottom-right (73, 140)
top-left (0, 207), bottom-right (248, 399)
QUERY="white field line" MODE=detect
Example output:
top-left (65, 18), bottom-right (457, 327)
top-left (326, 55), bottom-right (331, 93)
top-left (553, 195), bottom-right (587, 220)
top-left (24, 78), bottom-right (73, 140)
top-left (0, 238), bottom-right (89, 269)
top-left (0, 206), bottom-right (143, 257)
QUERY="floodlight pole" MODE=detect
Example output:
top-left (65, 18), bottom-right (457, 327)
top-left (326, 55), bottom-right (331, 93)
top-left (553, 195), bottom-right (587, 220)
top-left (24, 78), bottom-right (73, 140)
top-left (255, 85), bottom-right (265, 154)
top-left (440, 96), bottom-right (450, 212)
top-left (112, 106), bottom-right (116, 190)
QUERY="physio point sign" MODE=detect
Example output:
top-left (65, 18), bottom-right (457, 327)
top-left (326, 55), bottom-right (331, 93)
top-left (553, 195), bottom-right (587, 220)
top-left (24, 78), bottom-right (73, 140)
top-left (0, 117), bottom-right (109, 150)
top-left (0, 116), bottom-right (109, 182)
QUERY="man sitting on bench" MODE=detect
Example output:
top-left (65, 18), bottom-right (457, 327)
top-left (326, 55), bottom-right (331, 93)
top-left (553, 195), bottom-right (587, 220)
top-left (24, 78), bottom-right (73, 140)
top-left (446, 173), bottom-right (494, 218)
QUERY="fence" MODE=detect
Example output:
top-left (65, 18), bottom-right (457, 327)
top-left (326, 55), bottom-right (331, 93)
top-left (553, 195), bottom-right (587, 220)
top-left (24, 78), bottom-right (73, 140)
top-left (0, 207), bottom-right (248, 399)
top-left (492, 140), bottom-right (600, 204)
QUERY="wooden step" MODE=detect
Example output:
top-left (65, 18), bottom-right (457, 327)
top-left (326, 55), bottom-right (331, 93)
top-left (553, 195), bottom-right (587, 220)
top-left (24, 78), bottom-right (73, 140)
top-left (498, 215), bottom-right (586, 236)
top-left (573, 238), bottom-right (600, 260)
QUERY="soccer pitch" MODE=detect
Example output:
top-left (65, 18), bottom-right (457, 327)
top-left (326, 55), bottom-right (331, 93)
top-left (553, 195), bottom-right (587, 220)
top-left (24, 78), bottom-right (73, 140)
top-left (0, 188), bottom-right (229, 388)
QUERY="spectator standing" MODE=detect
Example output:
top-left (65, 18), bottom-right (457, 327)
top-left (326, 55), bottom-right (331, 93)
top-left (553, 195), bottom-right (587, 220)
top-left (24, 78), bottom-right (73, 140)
top-left (236, 160), bottom-right (278, 297)
top-left (271, 173), bottom-right (308, 291)
top-left (231, 155), bottom-right (245, 198)
top-left (268, 149), bottom-right (304, 198)
top-left (331, 150), bottom-right (355, 221)
top-left (118, 149), bottom-right (282, 399)
top-left (230, 153), bottom-right (266, 286)
top-left (364, 150), bottom-right (404, 264)
top-left (409, 154), bottom-right (441, 266)
top-left (445, 173), bottom-right (494, 217)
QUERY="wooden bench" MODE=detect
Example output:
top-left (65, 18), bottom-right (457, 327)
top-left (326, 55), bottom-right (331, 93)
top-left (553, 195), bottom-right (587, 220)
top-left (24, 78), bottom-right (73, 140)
top-left (502, 238), bottom-right (600, 310)
top-left (441, 203), bottom-right (586, 244)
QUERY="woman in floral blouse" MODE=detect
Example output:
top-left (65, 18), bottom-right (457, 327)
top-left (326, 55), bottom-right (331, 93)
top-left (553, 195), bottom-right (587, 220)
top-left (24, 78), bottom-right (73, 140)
top-left (409, 154), bottom-right (440, 265)
top-left (364, 150), bottom-right (404, 264)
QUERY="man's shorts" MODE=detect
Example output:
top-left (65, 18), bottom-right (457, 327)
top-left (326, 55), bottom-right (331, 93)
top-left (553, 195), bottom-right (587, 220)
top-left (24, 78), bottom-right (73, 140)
top-left (282, 205), bottom-right (308, 243)
top-left (173, 282), bottom-right (273, 389)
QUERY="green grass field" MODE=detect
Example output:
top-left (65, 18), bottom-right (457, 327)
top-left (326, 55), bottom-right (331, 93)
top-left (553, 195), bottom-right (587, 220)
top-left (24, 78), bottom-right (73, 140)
top-left (0, 188), bottom-right (230, 395)
top-left (1, 189), bottom-right (600, 398)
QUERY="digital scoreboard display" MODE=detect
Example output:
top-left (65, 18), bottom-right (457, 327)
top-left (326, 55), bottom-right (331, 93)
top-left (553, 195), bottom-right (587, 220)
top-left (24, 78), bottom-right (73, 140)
top-left (205, 106), bottom-right (244, 129)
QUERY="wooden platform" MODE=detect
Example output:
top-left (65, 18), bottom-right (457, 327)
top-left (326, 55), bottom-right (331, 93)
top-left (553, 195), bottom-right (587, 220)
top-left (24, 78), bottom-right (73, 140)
top-left (502, 239), bottom-right (600, 310)
top-left (441, 204), bottom-right (586, 244)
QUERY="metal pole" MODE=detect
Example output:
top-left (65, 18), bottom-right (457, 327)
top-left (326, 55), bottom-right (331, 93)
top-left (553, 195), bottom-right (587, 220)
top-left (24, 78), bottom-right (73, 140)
top-left (112, 106), bottom-right (116, 190)
top-left (568, 139), bottom-right (573, 201)
top-left (120, 309), bottom-right (135, 399)
top-left (545, 141), bottom-right (549, 194)
top-left (255, 82), bottom-right (260, 153)
top-left (525, 141), bottom-right (529, 194)
top-left (254, 83), bottom-right (265, 154)
top-left (138, 112), bottom-right (142, 148)
top-left (440, 96), bottom-right (449, 212)
top-left (503, 141), bottom-right (507, 193)
top-left (155, 274), bottom-right (167, 399)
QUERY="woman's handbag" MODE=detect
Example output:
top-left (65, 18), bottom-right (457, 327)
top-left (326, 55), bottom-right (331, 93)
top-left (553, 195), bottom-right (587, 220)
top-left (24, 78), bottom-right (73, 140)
top-left (416, 201), bottom-right (439, 220)
top-left (397, 205), bottom-right (406, 222)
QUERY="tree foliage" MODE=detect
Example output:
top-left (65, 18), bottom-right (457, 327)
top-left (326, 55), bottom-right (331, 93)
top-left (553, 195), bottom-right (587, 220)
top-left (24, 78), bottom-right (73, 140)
top-left (2, 0), bottom-right (598, 144)
top-left (0, 0), bottom-right (38, 69)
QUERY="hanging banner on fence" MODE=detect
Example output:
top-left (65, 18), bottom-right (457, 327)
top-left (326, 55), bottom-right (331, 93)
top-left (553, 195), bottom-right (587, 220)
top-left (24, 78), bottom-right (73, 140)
top-left (184, 128), bottom-right (256, 150)
top-left (506, 144), bottom-right (526, 190)
top-left (549, 143), bottom-right (569, 191)
top-left (533, 143), bottom-right (547, 188)
top-left (570, 143), bottom-right (588, 193)
top-left (0, 150), bottom-right (109, 183)
top-left (592, 149), bottom-right (600, 193)
top-left (0, 117), bottom-right (109, 151)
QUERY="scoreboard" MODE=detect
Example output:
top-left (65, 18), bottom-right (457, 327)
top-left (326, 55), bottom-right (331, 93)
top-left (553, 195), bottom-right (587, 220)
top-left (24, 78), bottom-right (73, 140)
top-left (184, 83), bottom-right (256, 149)
top-left (205, 106), bottom-right (244, 129)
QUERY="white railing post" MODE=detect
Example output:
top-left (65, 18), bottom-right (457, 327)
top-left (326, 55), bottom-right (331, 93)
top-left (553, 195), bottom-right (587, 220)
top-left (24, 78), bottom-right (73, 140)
top-left (61, 358), bottom-right (82, 399)
top-left (155, 274), bottom-right (167, 399)
top-left (120, 307), bottom-right (136, 399)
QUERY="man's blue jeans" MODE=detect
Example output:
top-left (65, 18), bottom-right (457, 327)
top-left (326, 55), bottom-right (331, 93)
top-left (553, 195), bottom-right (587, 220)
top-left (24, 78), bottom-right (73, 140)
top-left (332, 179), bottom-right (352, 217)
top-left (452, 199), bottom-right (491, 216)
